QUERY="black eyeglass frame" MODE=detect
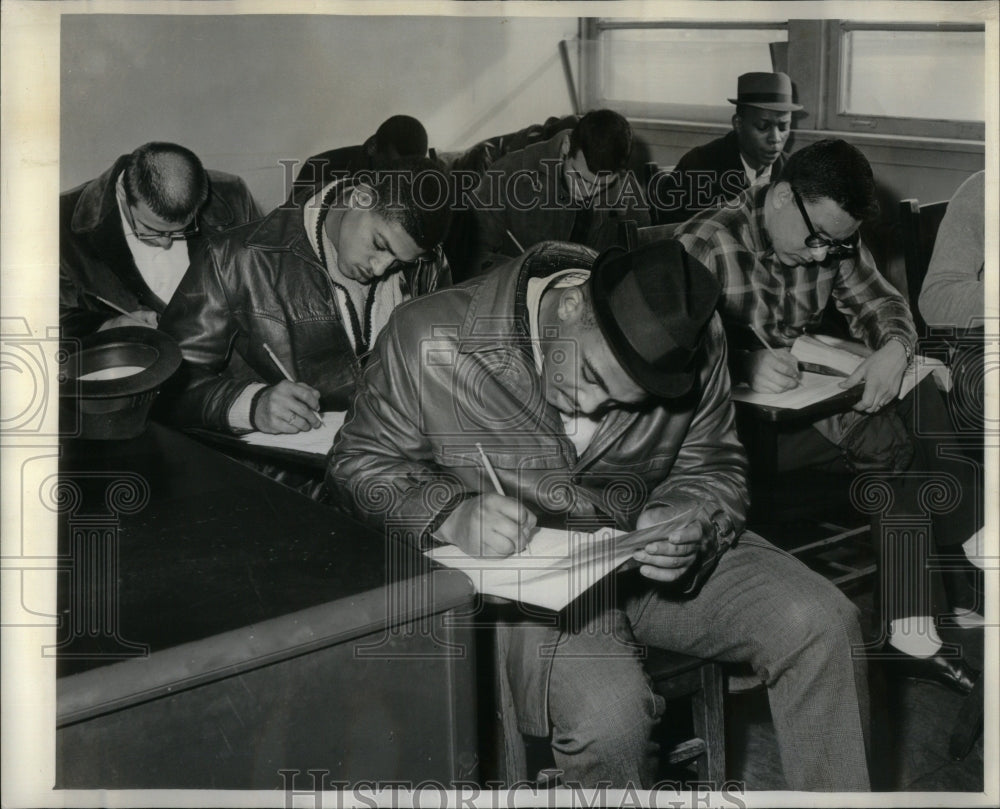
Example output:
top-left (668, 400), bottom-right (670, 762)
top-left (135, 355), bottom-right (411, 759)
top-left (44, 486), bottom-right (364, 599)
top-left (791, 188), bottom-right (859, 259)
top-left (122, 200), bottom-right (200, 242)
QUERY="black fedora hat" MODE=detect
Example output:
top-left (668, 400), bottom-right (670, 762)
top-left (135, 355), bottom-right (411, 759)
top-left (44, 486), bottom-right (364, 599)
top-left (728, 72), bottom-right (803, 112)
top-left (59, 326), bottom-right (182, 439)
top-left (589, 240), bottom-right (720, 399)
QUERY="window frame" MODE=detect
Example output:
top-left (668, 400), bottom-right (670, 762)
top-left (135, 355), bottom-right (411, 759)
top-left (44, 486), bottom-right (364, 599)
top-left (579, 17), bottom-right (986, 142)
top-left (580, 18), bottom-right (790, 124)
top-left (822, 21), bottom-right (986, 140)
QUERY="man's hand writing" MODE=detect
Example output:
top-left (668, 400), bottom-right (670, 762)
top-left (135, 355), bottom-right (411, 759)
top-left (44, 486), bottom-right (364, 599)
top-left (841, 339), bottom-right (907, 413)
top-left (743, 348), bottom-right (801, 393)
top-left (252, 380), bottom-right (323, 433)
top-left (437, 493), bottom-right (537, 557)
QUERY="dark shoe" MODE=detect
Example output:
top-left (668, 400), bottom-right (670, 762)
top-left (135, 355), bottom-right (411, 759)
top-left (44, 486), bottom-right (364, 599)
top-left (883, 647), bottom-right (979, 697)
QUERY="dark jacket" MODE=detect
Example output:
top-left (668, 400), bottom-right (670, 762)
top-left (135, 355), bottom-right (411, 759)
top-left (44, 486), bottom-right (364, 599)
top-left (469, 132), bottom-right (650, 276)
top-left (157, 184), bottom-right (451, 432)
top-left (289, 144), bottom-right (371, 200)
top-left (60, 155), bottom-right (261, 338)
top-left (328, 241), bottom-right (747, 734)
top-left (654, 131), bottom-right (788, 225)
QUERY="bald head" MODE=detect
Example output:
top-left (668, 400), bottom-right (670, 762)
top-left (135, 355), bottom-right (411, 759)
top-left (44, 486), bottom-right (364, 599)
top-left (124, 142), bottom-right (210, 224)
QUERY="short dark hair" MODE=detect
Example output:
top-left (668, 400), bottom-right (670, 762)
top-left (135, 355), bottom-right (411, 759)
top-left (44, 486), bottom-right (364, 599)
top-left (373, 115), bottom-right (429, 159)
top-left (781, 139), bottom-right (879, 222)
top-left (568, 109), bottom-right (633, 174)
top-left (124, 142), bottom-right (209, 223)
top-left (367, 156), bottom-right (452, 252)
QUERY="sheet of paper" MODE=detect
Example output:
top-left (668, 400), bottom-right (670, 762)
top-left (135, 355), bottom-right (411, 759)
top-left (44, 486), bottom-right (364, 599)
top-left (425, 504), bottom-right (700, 610)
top-left (733, 353), bottom-right (948, 409)
top-left (731, 372), bottom-right (851, 409)
top-left (238, 411), bottom-right (346, 455)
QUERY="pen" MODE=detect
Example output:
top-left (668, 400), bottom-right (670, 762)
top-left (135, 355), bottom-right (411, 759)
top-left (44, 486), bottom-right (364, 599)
top-left (505, 229), bottom-right (525, 254)
top-left (476, 442), bottom-right (531, 555)
top-left (263, 342), bottom-right (325, 426)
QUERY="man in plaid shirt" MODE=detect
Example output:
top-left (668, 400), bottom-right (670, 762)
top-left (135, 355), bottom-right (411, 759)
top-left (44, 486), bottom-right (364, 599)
top-left (676, 138), bottom-right (982, 697)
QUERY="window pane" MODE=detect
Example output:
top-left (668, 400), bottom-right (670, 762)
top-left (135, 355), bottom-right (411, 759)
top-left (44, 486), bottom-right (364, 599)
top-left (840, 30), bottom-right (984, 121)
top-left (597, 28), bottom-right (786, 108)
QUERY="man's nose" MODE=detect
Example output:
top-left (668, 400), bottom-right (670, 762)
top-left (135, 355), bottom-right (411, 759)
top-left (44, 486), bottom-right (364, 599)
top-left (370, 254), bottom-right (393, 277)
top-left (576, 387), bottom-right (604, 416)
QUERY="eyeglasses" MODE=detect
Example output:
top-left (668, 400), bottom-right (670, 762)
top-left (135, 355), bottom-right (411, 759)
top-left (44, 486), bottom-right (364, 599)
top-left (791, 188), bottom-right (858, 259)
top-left (123, 201), bottom-right (199, 242)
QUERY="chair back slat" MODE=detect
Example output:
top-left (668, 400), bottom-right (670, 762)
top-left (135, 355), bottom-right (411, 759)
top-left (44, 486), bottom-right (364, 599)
top-left (899, 197), bottom-right (949, 335)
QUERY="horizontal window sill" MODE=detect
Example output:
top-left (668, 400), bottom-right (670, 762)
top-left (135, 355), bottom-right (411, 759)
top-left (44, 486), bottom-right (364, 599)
top-left (630, 117), bottom-right (985, 154)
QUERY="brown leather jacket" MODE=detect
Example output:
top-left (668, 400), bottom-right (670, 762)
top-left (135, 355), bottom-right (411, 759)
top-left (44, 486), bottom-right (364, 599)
top-left (327, 241), bottom-right (748, 734)
top-left (157, 185), bottom-right (450, 432)
top-left (60, 155), bottom-right (262, 338)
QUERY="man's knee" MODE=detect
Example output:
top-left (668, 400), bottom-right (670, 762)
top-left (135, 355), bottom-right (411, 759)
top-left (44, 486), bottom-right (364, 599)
top-left (548, 655), bottom-right (664, 748)
top-left (765, 582), bottom-right (863, 672)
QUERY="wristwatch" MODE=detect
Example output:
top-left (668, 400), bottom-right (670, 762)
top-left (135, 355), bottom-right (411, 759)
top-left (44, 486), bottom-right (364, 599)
top-left (882, 335), bottom-right (913, 366)
top-left (708, 508), bottom-right (737, 550)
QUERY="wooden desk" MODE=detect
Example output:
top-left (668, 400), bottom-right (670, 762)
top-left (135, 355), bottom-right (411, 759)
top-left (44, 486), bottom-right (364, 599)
top-left (56, 423), bottom-right (479, 789)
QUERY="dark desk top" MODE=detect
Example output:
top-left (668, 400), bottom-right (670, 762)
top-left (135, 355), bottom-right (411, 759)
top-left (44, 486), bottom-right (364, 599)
top-left (56, 422), bottom-right (473, 688)
top-left (736, 385), bottom-right (863, 423)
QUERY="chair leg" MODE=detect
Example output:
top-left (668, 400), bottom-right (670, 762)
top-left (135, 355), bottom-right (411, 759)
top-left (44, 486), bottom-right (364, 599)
top-left (691, 662), bottom-right (726, 786)
top-left (494, 626), bottom-right (528, 784)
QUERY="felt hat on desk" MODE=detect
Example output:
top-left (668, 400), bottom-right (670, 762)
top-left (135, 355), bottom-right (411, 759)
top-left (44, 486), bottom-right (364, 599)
top-left (589, 239), bottom-right (720, 400)
top-left (59, 326), bottom-right (182, 440)
top-left (728, 72), bottom-right (803, 112)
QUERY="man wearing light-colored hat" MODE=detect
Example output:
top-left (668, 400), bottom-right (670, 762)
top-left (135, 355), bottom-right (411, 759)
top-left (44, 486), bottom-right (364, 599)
top-left (654, 72), bottom-right (803, 224)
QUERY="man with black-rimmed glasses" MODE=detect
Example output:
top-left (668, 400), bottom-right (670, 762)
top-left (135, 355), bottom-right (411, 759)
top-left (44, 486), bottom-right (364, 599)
top-left (676, 138), bottom-right (983, 698)
top-left (60, 141), bottom-right (261, 338)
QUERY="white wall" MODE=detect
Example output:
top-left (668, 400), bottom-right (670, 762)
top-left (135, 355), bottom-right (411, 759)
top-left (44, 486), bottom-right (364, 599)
top-left (60, 14), bottom-right (579, 211)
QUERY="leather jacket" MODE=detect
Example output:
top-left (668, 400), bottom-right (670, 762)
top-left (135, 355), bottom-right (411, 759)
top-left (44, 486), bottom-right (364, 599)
top-left (60, 155), bottom-right (262, 338)
top-left (469, 132), bottom-right (651, 276)
top-left (327, 241), bottom-right (748, 734)
top-left (157, 185), bottom-right (450, 432)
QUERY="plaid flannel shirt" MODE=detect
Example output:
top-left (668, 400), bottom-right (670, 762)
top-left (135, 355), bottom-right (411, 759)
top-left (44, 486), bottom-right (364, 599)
top-left (675, 185), bottom-right (917, 357)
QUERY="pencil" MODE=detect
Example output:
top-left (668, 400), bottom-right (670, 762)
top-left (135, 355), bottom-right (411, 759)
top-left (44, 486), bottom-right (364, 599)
top-left (263, 342), bottom-right (296, 382)
top-left (263, 342), bottom-right (325, 426)
top-left (750, 324), bottom-right (801, 381)
top-left (86, 292), bottom-right (135, 318)
top-left (476, 442), bottom-right (531, 555)
top-left (749, 324), bottom-right (780, 359)
top-left (505, 229), bottom-right (525, 253)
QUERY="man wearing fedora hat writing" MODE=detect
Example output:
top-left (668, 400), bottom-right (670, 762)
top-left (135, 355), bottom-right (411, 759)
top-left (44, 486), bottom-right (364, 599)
top-left (654, 72), bottom-right (802, 225)
top-left (328, 239), bottom-right (870, 790)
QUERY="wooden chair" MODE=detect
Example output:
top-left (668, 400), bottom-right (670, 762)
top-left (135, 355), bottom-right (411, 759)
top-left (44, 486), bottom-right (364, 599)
top-left (898, 198), bottom-right (949, 336)
top-left (494, 641), bottom-right (727, 788)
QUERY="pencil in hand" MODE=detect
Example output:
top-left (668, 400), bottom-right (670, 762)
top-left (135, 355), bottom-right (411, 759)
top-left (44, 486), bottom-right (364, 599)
top-left (476, 442), bottom-right (531, 556)
top-left (262, 342), bottom-right (325, 426)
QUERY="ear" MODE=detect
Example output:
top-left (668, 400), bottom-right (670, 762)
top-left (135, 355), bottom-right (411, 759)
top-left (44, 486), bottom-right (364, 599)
top-left (731, 113), bottom-right (741, 130)
top-left (771, 181), bottom-right (793, 209)
top-left (556, 285), bottom-right (585, 323)
top-left (350, 184), bottom-right (375, 210)
top-left (559, 136), bottom-right (571, 160)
